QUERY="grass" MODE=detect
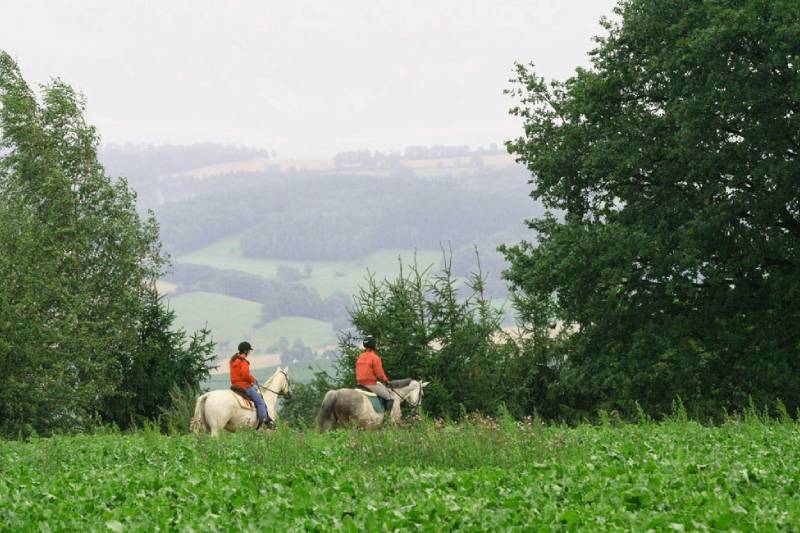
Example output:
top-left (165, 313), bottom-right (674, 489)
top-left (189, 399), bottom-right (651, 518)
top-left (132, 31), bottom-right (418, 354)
top-left (2, 417), bottom-right (798, 530)
top-left (177, 239), bottom-right (442, 298)
top-left (250, 316), bottom-right (336, 349)
top-left (167, 291), bottom-right (262, 348)
top-left (167, 291), bottom-right (337, 365)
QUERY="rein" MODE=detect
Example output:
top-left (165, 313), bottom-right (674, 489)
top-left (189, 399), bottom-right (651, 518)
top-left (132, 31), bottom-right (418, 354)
top-left (259, 369), bottom-right (290, 397)
top-left (390, 382), bottom-right (424, 409)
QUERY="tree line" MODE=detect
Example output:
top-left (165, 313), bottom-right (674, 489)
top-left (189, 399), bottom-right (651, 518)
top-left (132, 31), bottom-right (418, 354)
top-left (152, 167), bottom-right (533, 261)
top-left (167, 263), bottom-right (352, 331)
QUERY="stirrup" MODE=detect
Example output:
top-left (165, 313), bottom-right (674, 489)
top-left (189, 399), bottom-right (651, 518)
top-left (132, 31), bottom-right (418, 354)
top-left (256, 418), bottom-right (276, 430)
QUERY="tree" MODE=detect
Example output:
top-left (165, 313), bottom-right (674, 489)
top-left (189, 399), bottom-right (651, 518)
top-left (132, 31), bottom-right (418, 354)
top-left (101, 294), bottom-right (215, 429)
top-left (502, 0), bottom-right (800, 418)
top-left (337, 253), bottom-right (517, 418)
top-left (0, 52), bottom-right (213, 436)
top-left (277, 370), bottom-right (337, 428)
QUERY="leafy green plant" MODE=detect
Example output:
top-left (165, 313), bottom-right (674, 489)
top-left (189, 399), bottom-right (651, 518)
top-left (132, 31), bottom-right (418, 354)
top-left (1, 418), bottom-right (799, 530)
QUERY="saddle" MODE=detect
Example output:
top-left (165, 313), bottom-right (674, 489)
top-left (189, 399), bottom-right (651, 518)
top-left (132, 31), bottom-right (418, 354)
top-left (354, 386), bottom-right (386, 413)
top-left (230, 386), bottom-right (256, 411)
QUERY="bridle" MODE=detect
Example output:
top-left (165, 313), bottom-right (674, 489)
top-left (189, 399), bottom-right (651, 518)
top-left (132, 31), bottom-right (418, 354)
top-left (390, 381), bottom-right (424, 413)
top-left (259, 369), bottom-right (291, 398)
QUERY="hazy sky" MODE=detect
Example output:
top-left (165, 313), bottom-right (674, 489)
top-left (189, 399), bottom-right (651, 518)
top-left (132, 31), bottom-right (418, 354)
top-left (2, 0), bottom-right (617, 158)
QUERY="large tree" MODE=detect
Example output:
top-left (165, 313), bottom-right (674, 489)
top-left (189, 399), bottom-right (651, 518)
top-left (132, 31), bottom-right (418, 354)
top-left (0, 52), bottom-right (213, 436)
top-left (337, 254), bottom-right (517, 419)
top-left (502, 0), bottom-right (800, 418)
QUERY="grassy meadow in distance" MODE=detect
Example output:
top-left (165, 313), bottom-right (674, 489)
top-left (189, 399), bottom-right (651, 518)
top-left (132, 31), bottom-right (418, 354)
top-left (2, 417), bottom-right (798, 530)
top-left (167, 241), bottom-right (448, 387)
top-left (168, 291), bottom-right (337, 353)
top-left (177, 238), bottom-right (442, 299)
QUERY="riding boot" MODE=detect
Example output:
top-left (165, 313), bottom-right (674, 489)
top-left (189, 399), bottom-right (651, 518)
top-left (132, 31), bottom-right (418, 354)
top-left (383, 399), bottom-right (394, 415)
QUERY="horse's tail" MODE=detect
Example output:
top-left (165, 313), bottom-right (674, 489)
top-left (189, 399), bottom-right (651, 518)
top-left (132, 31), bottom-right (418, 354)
top-left (191, 393), bottom-right (210, 434)
top-left (318, 390), bottom-right (338, 433)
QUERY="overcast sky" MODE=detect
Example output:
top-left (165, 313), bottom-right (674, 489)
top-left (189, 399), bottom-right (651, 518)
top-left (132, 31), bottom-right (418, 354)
top-left (2, 0), bottom-right (617, 158)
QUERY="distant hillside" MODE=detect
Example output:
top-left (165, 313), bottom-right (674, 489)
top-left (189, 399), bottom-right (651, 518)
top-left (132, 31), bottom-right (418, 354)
top-left (99, 143), bottom-right (271, 208)
top-left (164, 151), bottom-right (517, 179)
top-left (105, 143), bottom-right (536, 368)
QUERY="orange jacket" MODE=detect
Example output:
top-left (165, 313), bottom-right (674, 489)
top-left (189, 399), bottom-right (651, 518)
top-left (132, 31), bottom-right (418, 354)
top-left (230, 354), bottom-right (255, 389)
top-left (355, 349), bottom-right (389, 385)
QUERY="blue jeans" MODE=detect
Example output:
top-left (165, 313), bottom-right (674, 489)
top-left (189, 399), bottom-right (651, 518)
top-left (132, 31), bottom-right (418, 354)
top-left (244, 385), bottom-right (269, 422)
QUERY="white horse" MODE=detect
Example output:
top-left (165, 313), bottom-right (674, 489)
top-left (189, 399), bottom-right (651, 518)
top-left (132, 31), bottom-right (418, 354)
top-left (191, 367), bottom-right (292, 437)
top-left (318, 378), bottom-right (429, 433)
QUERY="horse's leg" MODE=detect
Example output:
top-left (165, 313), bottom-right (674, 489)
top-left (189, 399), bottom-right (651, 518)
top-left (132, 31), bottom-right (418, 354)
top-left (206, 396), bottom-right (240, 437)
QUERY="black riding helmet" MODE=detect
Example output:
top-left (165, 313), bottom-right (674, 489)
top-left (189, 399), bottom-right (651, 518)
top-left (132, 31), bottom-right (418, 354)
top-left (238, 341), bottom-right (252, 353)
top-left (363, 336), bottom-right (377, 349)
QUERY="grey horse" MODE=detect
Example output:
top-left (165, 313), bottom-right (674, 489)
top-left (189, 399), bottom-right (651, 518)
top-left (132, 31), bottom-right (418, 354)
top-left (318, 378), bottom-right (429, 432)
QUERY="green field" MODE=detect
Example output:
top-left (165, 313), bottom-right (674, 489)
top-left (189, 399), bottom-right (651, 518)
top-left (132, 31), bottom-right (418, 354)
top-left (168, 291), bottom-right (337, 354)
top-left (178, 238), bottom-right (442, 298)
top-left (168, 242), bottom-right (444, 357)
top-left (167, 291), bottom-right (262, 350)
top-left (2, 418), bottom-right (798, 530)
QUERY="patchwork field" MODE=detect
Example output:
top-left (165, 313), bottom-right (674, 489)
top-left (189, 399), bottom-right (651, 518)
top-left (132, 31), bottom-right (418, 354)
top-left (166, 242), bottom-right (444, 375)
top-left (2, 418), bottom-right (798, 530)
top-left (177, 239), bottom-right (442, 298)
top-left (167, 239), bottom-right (510, 384)
top-left (167, 291), bottom-right (337, 373)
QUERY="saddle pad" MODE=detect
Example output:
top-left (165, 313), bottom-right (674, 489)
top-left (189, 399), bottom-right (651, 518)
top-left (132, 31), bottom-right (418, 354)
top-left (354, 388), bottom-right (384, 413)
top-left (232, 392), bottom-right (255, 410)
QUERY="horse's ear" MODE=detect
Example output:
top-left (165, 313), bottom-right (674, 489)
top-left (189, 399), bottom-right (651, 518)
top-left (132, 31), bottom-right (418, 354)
top-left (421, 381), bottom-right (430, 388)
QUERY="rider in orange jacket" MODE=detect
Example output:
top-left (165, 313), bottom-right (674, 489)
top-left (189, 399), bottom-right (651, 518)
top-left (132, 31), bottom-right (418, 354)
top-left (355, 336), bottom-right (394, 413)
top-left (230, 341), bottom-right (274, 429)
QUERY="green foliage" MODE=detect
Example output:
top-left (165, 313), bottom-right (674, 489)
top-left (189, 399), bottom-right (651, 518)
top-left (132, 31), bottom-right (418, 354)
top-left (268, 337), bottom-right (314, 364)
top-left (1, 419), bottom-right (799, 529)
top-left (277, 370), bottom-right (337, 427)
top-left (337, 251), bottom-right (517, 419)
top-left (158, 384), bottom-right (204, 435)
top-left (0, 52), bottom-right (213, 436)
top-left (502, 0), bottom-right (800, 419)
top-left (102, 294), bottom-right (215, 430)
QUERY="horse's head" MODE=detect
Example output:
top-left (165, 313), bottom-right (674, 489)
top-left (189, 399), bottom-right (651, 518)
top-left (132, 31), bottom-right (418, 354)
top-left (261, 366), bottom-right (292, 399)
top-left (389, 378), bottom-right (429, 416)
top-left (278, 366), bottom-right (292, 399)
top-left (407, 380), bottom-right (429, 415)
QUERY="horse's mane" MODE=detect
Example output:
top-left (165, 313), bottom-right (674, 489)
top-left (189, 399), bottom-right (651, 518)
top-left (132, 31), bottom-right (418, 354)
top-left (264, 368), bottom-right (281, 385)
top-left (388, 378), bottom-right (413, 389)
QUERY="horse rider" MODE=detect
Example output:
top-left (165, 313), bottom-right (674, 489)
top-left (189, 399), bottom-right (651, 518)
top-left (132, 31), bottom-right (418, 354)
top-left (230, 341), bottom-right (274, 429)
top-left (355, 336), bottom-right (394, 414)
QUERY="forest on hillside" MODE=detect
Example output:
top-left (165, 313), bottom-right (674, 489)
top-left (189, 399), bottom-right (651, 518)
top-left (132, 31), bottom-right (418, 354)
top-left (99, 145), bottom-right (536, 364)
